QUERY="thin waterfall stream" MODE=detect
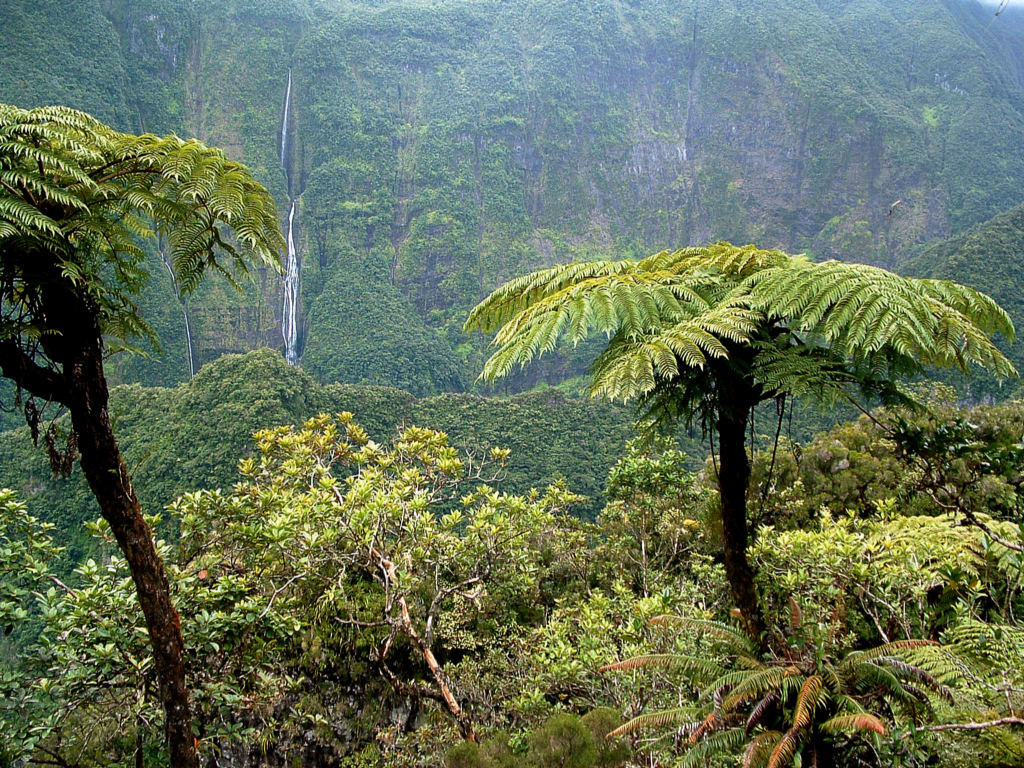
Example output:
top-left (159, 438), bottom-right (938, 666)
top-left (279, 68), bottom-right (301, 364)
top-left (160, 239), bottom-right (197, 379)
top-left (280, 69), bottom-right (291, 168)
top-left (282, 200), bottom-right (300, 364)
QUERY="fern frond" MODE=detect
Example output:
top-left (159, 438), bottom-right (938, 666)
top-left (745, 693), bottom-right (779, 735)
top-left (842, 639), bottom-right (939, 667)
top-left (743, 260), bottom-right (1016, 380)
top-left (0, 102), bottom-right (284, 347)
top-left (743, 730), bottom-right (783, 768)
top-left (723, 668), bottom-right (789, 711)
top-left (608, 708), bottom-right (699, 737)
top-left (650, 616), bottom-right (760, 656)
top-left (819, 713), bottom-right (886, 736)
top-left (600, 653), bottom-right (724, 680)
top-left (766, 726), bottom-right (802, 768)
top-left (468, 242), bottom-right (1016, 407)
top-left (681, 727), bottom-right (747, 767)
top-left (792, 675), bottom-right (825, 729)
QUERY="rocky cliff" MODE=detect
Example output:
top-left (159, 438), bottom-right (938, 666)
top-left (3, 0), bottom-right (1024, 391)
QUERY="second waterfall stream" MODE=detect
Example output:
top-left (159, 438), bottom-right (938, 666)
top-left (279, 68), bottom-right (301, 365)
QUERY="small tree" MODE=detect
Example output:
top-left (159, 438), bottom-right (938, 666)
top-left (0, 502), bottom-right (297, 767)
top-left (527, 712), bottom-right (597, 768)
top-left (597, 438), bottom-right (709, 598)
top-left (0, 104), bottom-right (283, 766)
top-left (466, 243), bottom-right (1016, 642)
top-left (175, 414), bottom-right (581, 743)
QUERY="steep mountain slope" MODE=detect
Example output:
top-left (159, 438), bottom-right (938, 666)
top-left (904, 202), bottom-right (1024, 393)
top-left (3, 0), bottom-right (1024, 391)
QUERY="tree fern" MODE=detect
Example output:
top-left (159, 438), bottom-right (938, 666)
top-left (0, 103), bottom-right (285, 351)
top-left (0, 103), bottom-right (285, 768)
top-left (467, 242), bottom-right (1016, 641)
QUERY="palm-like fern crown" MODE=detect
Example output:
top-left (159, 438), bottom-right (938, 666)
top-left (466, 243), bottom-right (1016, 415)
top-left (602, 618), bottom-right (954, 768)
top-left (0, 103), bottom-right (284, 346)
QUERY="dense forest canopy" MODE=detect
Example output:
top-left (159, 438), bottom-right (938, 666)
top-left (4, 1), bottom-right (1024, 767)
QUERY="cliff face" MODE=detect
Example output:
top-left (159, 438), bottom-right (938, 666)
top-left (4, 0), bottom-right (1024, 390)
top-left (905, 201), bottom-right (1024, 396)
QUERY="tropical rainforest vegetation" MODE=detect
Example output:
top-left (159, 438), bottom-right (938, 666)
top-left (5, 394), bottom-right (1024, 767)
top-left (4, 0), bottom-right (1024, 766)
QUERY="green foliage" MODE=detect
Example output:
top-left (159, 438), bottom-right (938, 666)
top-left (174, 413), bottom-right (584, 744)
top-left (0, 350), bottom-right (634, 572)
top-left (443, 735), bottom-right (516, 768)
top-left (580, 708), bottom-right (630, 768)
top-left (302, 252), bottom-right (464, 395)
top-left (526, 713), bottom-right (597, 768)
top-left (467, 243), bottom-right (1015, 420)
top-left (605, 617), bottom-right (952, 768)
top-left (516, 572), bottom-right (728, 730)
top-left (0, 504), bottom-right (303, 766)
top-left (408, 390), bottom-right (635, 520)
top-left (467, 240), bottom-right (1015, 641)
top-left (596, 438), bottom-right (712, 595)
top-left (905, 203), bottom-right (1024, 396)
top-left (7, 0), bottom-right (1024, 393)
top-left (0, 0), bottom-right (133, 128)
top-left (0, 412), bottom-right (591, 765)
top-left (0, 491), bottom-right (62, 763)
top-left (0, 103), bottom-right (284, 351)
top-left (751, 513), bottom-right (998, 649)
top-left (5, 389), bottom-right (1024, 766)
top-left (444, 741), bottom-right (491, 768)
top-left (754, 398), bottom-right (1024, 529)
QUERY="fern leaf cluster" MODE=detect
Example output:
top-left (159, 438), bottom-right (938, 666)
top-left (602, 618), bottom-right (965, 767)
top-left (0, 103), bottom-right (284, 348)
top-left (466, 242), bottom-right (1016, 416)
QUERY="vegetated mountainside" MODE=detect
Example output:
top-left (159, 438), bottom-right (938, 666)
top-left (3, 0), bottom-right (1024, 392)
top-left (0, 349), bottom-right (635, 570)
top-left (904, 202), bottom-right (1024, 396)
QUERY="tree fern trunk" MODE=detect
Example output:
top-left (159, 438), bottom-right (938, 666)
top-left (715, 369), bottom-right (766, 643)
top-left (2, 250), bottom-right (201, 768)
top-left (66, 338), bottom-right (199, 768)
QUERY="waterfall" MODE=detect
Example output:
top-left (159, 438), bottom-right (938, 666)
top-left (279, 68), bottom-right (302, 364)
top-left (280, 69), bottom-right (292, 168)
top-left (282, 200), bottom-right (300, 365)
top-left (161, 255), bottom-right (197, 379)
top-left (182, 304), bottom-right (196, 379)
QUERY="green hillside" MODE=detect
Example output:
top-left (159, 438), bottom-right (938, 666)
top-left (0, 349), bottom-right (635, 571)
top-left (904, 202), bottom-right (1024, 394)
top-left (3, 0), bottom-right (1024, 391)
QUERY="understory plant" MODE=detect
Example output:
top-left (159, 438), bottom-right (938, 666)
top-left (604, 618), bottom-right (952, 768)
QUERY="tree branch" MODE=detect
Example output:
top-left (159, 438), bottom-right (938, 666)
top-left (0, 338), bottom-right (67, 404)
top-left (897, 717), bottom-right (1024, 737)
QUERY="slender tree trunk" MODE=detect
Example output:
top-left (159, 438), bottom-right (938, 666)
top-left (0, 248), bottom-right (200, 768)
top-left (715, 370), bottom-right (767, 643)
top-left (65, 338), bottom-right (199, 768)
top-left (373, 548), bottom-right (476, 741)
top-left (136, 718), bottom-right (145, 768)
top-left (414, 623), bottom-right (476, 742)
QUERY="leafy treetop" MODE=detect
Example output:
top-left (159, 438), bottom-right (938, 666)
top-left (0, 102), bottom-right (284, 354)
top-left (466, 242), bottom-right (1016, 422)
